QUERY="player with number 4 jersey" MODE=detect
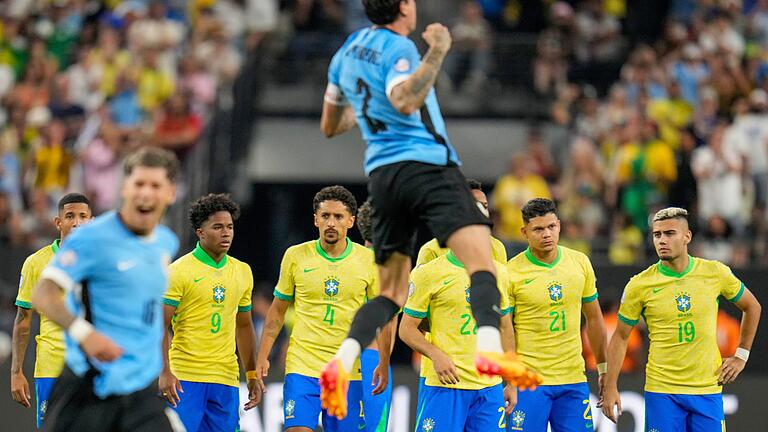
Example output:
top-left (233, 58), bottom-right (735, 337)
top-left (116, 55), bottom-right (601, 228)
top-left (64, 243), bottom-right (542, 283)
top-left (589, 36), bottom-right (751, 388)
top-left (257, 186), bottom-right (379, 431)
top-left (602, 207), bottom-right (762, 432)
top-left (161, 194), bottom-right (261, 432)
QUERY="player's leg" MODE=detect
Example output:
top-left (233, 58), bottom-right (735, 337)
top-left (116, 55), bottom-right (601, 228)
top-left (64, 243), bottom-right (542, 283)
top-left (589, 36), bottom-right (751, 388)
top-left (323, 380), bottom-right (365, 432)
top-left (35, 377), bottom-right (57, 428)
top-left (682, 394), bottom-right (724, 432)
top-left (284, 374), bottom-right (323, 432)
top-left (360, 348), bottom-right (393, 432)
top-left (507, 385), bottom-right (553, 432)
top-left (414, 385), bottom-right (470, 432)
top-left (43, 368), bottom-right (120, 432)
top-left (547, 383), bottom-right (594, 432)
top-left (644, 392), bottom-right (687, 432)
top-left (171, 380), bottom-right (206, 432)
top-left (198, 383), bottom-right (240, 432)
top-left (465, 383), bottom-right (506, 432)
top-left (120, 385), bottom-right (186, 432)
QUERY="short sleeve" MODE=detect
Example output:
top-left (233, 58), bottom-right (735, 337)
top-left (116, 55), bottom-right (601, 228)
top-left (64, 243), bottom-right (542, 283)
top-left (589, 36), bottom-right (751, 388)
top-left (491, 238), bottom-right (508, 263)
top-left (415, 243), bottom-right (439, 267)
top-left (403, 269), bottom-right (430, 319)
top-left (384, 39), bottom-right (421, 97)
top-left (15, 256), bottom-right (37, 309)
top-left (617, 279), bottom-right (643, 327)
top-left (238, 264), bottom-right (254, 312)
top-left (325, 48), bottom-right (349, 106)
top-left (273, 250), bottom-right (296, 302)
top-left (163, 262), bottom-right (186, 308)
top-left (40, 230), bottom-right (96, 292)
top-left (581, 256), bottom-right (599, 304)
top-left (717, 263), bottom-right (745, 303)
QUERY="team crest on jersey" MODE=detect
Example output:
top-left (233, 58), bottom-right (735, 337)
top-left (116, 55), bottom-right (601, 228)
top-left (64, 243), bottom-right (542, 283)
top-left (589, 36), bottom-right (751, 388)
top-left (58, 250), bottom-right (77, 267)
top-left (510, 410), bottom-right (525, 430)
top-left (676, 292), bottom-right (691, 313)
top-left (285, 399), bottom-right (296, 418)
top-left (394, 58), bottom-right (410, 72)
top-left (465, 287), bottom-right (471, 303)
top-left (548, 282), bottom-right (563, 303)
top-left (213, 285), bottom-right (226, 303)
top-left (324, 276), bottom-right (340, 297)
top-left (421, 418), bottom-right (435, 432)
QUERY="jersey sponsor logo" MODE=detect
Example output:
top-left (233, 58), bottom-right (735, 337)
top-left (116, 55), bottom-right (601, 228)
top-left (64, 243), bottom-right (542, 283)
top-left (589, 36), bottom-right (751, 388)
top-left (421, 417), bottom-right (435, 432)
top-left (443, 277), bottom-right (456, 286)
top-left (523, 278), bottom-right (536, 285)
top-left (194, 276), bottom-right (206, 283)
top-left (510, 410), bottom-right (525, 430)
top-left (304, 267), bottom-right (319, 273)
top-left (324, 277), bottom-right (340, 297)
top-left (652, 286), bottom-right (667, 294)
top-left (548, 282), bottom-right (563, 303)
top-left (394, 57), bottom-right (410, 72)
top-left (117, 260), bottom-right (137, 272)
top-left (285, 399), bottom-right (296, 419)
top-left (676, 292), bottom-right (691, 313)
top-left (213, 285), bottom-right (226, 303)
top-left (408, 281), bottom-right (415, 297)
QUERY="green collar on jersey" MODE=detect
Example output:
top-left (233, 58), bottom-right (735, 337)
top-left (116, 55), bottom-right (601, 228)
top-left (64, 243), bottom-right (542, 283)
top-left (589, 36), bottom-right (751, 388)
top-left (51, 239), bottom-right (60, 254)
top-left (192, 241), bottom-right (228, 269)
top-left (315, 237), bottom-right (353, 262)
top-left (524, 246), bottom-right (562, 268)
top-left (657, 255), bottom-right (694, 278)
top-left (446, 251), bottom-right (464, 268)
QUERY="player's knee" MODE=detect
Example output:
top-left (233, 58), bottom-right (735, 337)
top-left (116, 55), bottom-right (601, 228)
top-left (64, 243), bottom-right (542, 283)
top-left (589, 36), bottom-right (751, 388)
top-left (469, 271), bottom-right (501, 328)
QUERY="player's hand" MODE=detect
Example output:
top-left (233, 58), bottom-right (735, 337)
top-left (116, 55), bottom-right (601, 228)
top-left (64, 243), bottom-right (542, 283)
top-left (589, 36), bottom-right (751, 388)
top-left (10, 372), bottom-right (31, 408)
top-left (432, 350), bottom-right (460, 385)
top-left (601, 386), bottom-right (622, 424)
top-left (371, 364), bottom-right (389, 395)
top-left (596, 373), bottom-right (606, 406)
top-left (80, 331), bottom-right (123, 362)
top-left (256, 357), bottom-right (270, 380)
top-left (244, 378), bottom-right (264, 410)
top-left (503, 384), bottom-right (518, 414)
top-left (422, 23), bottom-right (452, 55)
top-left (158, 369), bottom-right (183, 407)
top-left (717, 357), bottom-right (746, 385)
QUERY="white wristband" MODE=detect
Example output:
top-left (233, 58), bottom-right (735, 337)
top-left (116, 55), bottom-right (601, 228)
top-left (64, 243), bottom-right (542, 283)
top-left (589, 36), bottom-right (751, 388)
top-left (597, 362), bottom-right (608, 375)
top-left (735, 348), bottom-right (750, 362)
top-left (68, 317), bottom-right (94, 343)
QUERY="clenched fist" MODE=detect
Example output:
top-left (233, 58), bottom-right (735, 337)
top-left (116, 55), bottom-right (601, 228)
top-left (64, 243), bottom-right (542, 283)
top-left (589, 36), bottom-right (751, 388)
top-left (422, 23), bottom-right (452, 55)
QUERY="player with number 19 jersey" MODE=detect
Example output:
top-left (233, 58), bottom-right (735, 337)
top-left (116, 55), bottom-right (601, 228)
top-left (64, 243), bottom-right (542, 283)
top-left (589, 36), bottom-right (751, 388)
top-left (327, 27), bottom-right (459, 175)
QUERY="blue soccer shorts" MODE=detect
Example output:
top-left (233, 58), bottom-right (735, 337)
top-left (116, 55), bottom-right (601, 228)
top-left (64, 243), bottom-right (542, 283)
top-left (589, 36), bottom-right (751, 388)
top-left (508, 383), bottom-right (594, 432)
top-left (172, 381), bottom-right (240, 432)
top-left (36, 377), bottom-right (57, 428)
top-left (283, 373), bottom-right (364, 431)
top-left (644, 391), bottom-right (724, 432)
top-left (416, 383), bottom-right (505, 432)
top-left (361, 348), bottom-right (392, 432)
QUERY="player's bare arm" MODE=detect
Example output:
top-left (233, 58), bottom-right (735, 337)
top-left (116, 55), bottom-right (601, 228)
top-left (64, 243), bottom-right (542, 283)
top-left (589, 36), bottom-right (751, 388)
top-left (255, 297), bottom-right (291, 380)
top-left (389, 23), bottom-right (452, 115)
top-left (717, 288), bottom-right (761, 385)
top-left (399, 314), bottom-right (460, 384)
top-left (320, 102), bottom-right (357, 138)
top-left (601, 320), bottom-right (633, 423)
top-left (499, 314), bottom-right (518, 413)
top-left (236, 311), bottom-right (263, 409)
top-left (372, 319), bottom-right (396, 395)
top-left (32, 279), bottom-right (123, 362)
top-left (159, 304), bottom-right (183, 407)
top-left (582, 299), bottom-right (609, 398)
top-left (10, 307), bottom-right (33, 408)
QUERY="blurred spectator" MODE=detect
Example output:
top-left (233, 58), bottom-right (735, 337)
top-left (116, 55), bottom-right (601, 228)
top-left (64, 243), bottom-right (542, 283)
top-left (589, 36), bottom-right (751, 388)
top-left (583, 301), bottom-right (644, 373)
top-left (0, 191), bottom-right (24, 247)
top-left (693, 86), bottom-right (720, 141)
top-left (692, 122), bottom-right (745, 232)
top-left (573, 0), bottom-right (623, 64)
top-left (82, 135), bottom-right (121, 215)
top-left (492, 152), bottom-right (551, 242)
top-left (672, 44), bottom-right (710, 107)
top-left (647, 81), bottom-right (694, 150)
top-left (524, 126), bottom-right (558, 183)
top-left (667, 126), bottom-right (698, 212)
top-left (557, 137), bottom-right (605, 240)
top-left (178, 56), bottom-right (216, 113)
top-left (608, 212), bottom-right (644, 265)
top-left (151, 91), bottom-right (203, 160)
top-left (21, 189), bottom-right (58, 250)
top-left (600, 84), bottom-right (636, 135)
top-left (696, 215), bottom-right (735, 264)
top-left (533, 28), bottom-right (568, 96)
top-left (559, 221), bottom-right (591, 255)
top-left (442, 0), bottom-right (493, 94)
top-left (32, 119), bottom-right (72, 198)
top-left (136, 47), bottom-right (175, 111)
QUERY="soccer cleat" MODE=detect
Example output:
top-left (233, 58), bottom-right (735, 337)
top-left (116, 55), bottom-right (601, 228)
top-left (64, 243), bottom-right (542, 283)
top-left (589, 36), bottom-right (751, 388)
top-left (320, 359), bottom-right (350, 419)
top-left (476, 351), bottom-right (543, 390)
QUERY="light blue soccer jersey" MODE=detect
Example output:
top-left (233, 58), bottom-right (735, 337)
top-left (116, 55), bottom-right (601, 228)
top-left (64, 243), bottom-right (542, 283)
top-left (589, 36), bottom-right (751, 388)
top-left (327, 27), bottom-right (460, 175)
top-left (41, 211), bottom-right (179, 398)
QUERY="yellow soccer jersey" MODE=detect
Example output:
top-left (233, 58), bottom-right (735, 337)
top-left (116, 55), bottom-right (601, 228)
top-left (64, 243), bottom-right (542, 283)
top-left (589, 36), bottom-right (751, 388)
top-left (507, 246), bottom-right (598, 385)
top-left (618, 256), bottom-right (744, 394)
top-left (274, 239), bottom-right (377, 380)
top-left (15, 240), bottom-right (65, 378)
top-left (414, 237), bottom-right (507, 379)
top-left (415, 237), bottom-right (508, 267)
top-left (164, 243), bottom-right (254, 387)
top-left (405, 251), bottom-right (511, 390)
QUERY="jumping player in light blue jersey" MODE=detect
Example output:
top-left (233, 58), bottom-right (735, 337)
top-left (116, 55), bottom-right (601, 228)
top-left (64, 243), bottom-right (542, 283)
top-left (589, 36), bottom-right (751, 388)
top-left (318, 0), bottom-right (540, 420)
top-left (32, 147), bottom-right (183, 432)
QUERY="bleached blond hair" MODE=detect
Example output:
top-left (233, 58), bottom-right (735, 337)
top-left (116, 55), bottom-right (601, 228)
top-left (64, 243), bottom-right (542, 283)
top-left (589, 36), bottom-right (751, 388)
top-left (652, 207), bottom-right (689, 223)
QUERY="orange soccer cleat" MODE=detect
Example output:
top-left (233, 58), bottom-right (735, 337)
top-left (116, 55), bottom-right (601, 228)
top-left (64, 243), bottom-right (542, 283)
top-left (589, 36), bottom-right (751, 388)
top-left (476, 351), bottom-right (543, 390)
top-left (320, 359), bottom-right (350, 419)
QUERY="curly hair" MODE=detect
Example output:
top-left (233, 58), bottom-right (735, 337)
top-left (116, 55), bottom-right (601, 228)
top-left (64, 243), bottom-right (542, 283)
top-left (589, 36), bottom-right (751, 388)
top-left (521, 198), bottom-right (558, 224)
top-left (356, 199), bottom-right (374, 244)
top-left (313, 185), bottom-right (358, 216)
top-left (189, 193), bottom-right (241, 230)
top-left (363, 0), bottom-right (402, 25)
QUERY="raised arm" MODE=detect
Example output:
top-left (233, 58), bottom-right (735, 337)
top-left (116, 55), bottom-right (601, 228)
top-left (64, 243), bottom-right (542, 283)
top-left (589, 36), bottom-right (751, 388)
top-left (388, 24), bottom-right (452, 115)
